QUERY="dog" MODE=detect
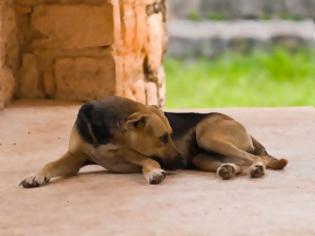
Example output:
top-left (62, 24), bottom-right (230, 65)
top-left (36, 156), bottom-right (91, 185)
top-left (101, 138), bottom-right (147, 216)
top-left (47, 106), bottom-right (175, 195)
top-left (19, 96), bottom-right (287, 188)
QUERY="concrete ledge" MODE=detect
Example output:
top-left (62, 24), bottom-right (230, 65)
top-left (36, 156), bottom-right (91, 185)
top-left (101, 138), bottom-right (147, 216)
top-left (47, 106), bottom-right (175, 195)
top-left (168, 20), bottom-right (315, 58)
top-left (168, 0), bottom-right (315, 20)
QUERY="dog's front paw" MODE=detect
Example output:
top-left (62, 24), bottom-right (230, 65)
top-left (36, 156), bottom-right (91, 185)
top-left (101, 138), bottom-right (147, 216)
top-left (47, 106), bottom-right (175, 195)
top-left (145, 169), bottom-right (166, 185)
top-left (217, 163), bottom-right (237, 180)
top-left (249, 162), bottom-right (265, 178)
top-left (19, 173), bottom-right (49, 188)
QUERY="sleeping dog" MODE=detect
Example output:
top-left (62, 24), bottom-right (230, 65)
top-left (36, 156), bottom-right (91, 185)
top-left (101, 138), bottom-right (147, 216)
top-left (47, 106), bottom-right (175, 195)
top-left (20, 96), bottom-right (287, 187)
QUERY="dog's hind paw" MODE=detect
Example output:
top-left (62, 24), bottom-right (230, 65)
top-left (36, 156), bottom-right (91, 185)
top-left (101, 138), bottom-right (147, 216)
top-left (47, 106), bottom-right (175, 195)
top-left (217, 163), bottom-right (237, 180)
top-left (19, 173), bottom-right (49, 188)
top-left (145, 169), bottom-right (166, 185)
top-left (249, 162), bottom-right (265, 178)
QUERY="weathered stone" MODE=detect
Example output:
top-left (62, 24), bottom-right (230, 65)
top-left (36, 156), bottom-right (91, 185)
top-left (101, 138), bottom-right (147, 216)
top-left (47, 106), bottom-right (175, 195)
top-left (148, 66), bottom-right (165, 107)
top-left (2, 0), bottom-right (19, 76)
top-left (271, 35), bottom-right (305, 50)
top-left (0, 0), bottom-right (18, 108)
top-left (144, 13), bottom-right (165, 82)
top-left (115, 54), bottom-right (146, 104)
top-left (145, 82), bottom-right (158, 105)
top-left (285, 0), bottom-right (315, 18)
top-left (168, 20), bottom-right (315, 58)
top-left (15, 0), bottom-right (108, 5)
top-left (1, 0), bottom-right (166, 107)
top-left (233, 0), bottom-right (264, 19)
top-left (123, 78), bottom-right (146, 104)
top-left (156, 66), bottom-right (165, 87)
top-left (31, 4), bottom-right (114, 49)
top-left (18, 54), bottom-right (44, 98)
top-left (43, 70), bottom-right (55, 98)
top-left (15, 6), bottom-right (32, 15)
top-left (158, 77), bottom-right (166, 107)
top-left (170, 0), bottom-right (315, 19)
top-left (0, 67), bottom-right (15, 109)
top-left (54, 56), bottom-right (115, 100)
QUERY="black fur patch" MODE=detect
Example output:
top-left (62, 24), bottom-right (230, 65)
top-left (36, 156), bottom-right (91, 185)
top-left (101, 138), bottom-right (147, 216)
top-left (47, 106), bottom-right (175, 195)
top-left (76, 103), bottom-right (112, 147)
top-left (81, 159), bottom-right (97, 167)
top-left (152, 154), bottom-right (185, 170)
top-left (165, 112), bottom-right (208, 138)
top-left (75, 97), bottom-right (142, 147)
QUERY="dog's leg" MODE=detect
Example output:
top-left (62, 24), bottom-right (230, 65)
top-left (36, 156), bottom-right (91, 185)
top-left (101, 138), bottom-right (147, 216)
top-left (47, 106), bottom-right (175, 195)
top-left (19, 151), bottom-right (88, 188)
top-left (251, 137), bottom-right (288, 170)
top-left (197, 137), bottom-right (259, 165)
top-left (196, 136), bottom-right (267, 178)
top-left (122, 150), bottom-right (165, 184)
top-left (211, 141), bottom-right (266, 178)
top-left (192, 153), bottom-right (241, 180)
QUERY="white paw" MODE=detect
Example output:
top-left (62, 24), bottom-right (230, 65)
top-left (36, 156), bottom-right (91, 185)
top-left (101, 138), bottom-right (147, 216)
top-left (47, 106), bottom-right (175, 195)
top-left (217, 163), bottom-right (238, 180)
top-left (145, 169), bottom-right (166, 184)
top-left (249, 162), bottom-right (266, 178)
top-left (19, 173), bottom-right (49, 188)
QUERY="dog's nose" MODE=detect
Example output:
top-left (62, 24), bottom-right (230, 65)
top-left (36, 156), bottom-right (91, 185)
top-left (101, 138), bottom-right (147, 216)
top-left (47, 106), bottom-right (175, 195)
top-left (176, 154), bottom-right (186, 168)
top-left (165, 154), bottom-right (186, 170)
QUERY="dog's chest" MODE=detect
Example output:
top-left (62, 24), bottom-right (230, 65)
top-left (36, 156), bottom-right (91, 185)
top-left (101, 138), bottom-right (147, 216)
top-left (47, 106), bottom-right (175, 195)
top-left (174, 129), bottom-right (197, 158)
top-left (87, 143), bottom-right (139, 173)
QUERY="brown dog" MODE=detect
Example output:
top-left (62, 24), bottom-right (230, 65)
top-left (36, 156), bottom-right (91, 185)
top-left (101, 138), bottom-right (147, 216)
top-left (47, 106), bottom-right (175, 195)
top-left (19, 96), bottom-right (287, 187)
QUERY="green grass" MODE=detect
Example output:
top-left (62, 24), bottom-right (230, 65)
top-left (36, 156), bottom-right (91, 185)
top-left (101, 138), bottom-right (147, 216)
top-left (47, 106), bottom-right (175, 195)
top-left (187, 11), bottom-right (202, 21)
top-left (207, 13), bottom-right (226, 21)
top-left (165, 49), bottom-right (315, 108)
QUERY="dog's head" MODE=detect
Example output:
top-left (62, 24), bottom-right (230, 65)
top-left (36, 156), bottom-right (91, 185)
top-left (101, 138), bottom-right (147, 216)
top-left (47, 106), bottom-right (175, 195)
top-left (77, 101), bottom-right (184, 170)
top-left (119, 106), bottom-right (185, 170)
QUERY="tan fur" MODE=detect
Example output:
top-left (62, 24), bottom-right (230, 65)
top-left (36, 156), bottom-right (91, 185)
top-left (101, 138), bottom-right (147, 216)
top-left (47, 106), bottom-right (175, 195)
top-left (191, 113), bottom-right (287, 179)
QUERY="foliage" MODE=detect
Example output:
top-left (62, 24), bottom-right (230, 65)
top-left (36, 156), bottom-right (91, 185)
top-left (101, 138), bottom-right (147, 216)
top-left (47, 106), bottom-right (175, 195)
top-left (165, 49), bottom-right (315, 108)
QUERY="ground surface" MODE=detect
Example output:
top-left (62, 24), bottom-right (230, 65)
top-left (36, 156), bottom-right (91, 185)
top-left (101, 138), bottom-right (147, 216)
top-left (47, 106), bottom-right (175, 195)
top-left (1, 101), bottom-right (315, 236)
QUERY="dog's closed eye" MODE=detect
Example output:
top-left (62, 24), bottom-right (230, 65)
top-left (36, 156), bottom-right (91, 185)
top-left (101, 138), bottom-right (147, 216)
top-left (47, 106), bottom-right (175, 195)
top-left (159, 134), bottom-right (169, 144)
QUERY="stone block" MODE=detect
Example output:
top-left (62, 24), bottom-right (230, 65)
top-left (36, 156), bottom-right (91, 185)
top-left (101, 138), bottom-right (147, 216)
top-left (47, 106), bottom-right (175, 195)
top-left (43, 70), bottom-right (55, 98)
top-left (145, 82), bottom-right (158, 105)
top-left (31, 4), bottom-right (114, 49)
top-left (285, 0), bottom-right (315, 18)
top-left (0, 0), bottom-right (167, 107)
top-left (0, 67), bottom-right (15, 109)
top-left (18, 53), bottom-right (44, 98)
top-left (54, 56), bottom-right (115, 100)
top-left (15, 0), bottom-right (107, 5)
top-left (1, 0), bottom-right (19, 75)
top-left (144, 13), bottom-right (165, 82)
top-left (114, 54), bottom-right (146, 104)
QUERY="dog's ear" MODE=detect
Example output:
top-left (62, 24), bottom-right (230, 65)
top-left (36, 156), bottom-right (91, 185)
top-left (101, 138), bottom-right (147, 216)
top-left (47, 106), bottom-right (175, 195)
top-left (76, 103), bottom-right (99, 147)
top-left (151, 105), bottom-right (161, 109)
top-left (124, 112), bottom-right (148, 129)
top-left (151, 105), bottom-right (164, 115)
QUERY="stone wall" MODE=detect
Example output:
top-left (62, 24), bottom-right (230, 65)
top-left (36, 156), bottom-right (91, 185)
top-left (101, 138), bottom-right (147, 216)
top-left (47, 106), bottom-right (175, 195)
top-left (0, 0), bottom-right (18, 110)
top-left (168, 20), bottom-right (315, 58)
top-left (169, 0), bottom-right (315, 20)
top-left (0, 0), bottom-right (167, 109)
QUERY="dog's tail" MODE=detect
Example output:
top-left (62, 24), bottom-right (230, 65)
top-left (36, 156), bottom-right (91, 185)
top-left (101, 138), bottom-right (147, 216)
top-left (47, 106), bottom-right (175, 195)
top-left (265, 155), bottom-right (288, 170)
top-left (251, 137), bottom-right (288, 170)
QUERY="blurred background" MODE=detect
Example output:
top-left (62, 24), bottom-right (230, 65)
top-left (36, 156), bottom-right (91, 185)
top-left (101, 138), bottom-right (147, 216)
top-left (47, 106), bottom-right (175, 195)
top-left (165, 0), bottom-right (315, 108)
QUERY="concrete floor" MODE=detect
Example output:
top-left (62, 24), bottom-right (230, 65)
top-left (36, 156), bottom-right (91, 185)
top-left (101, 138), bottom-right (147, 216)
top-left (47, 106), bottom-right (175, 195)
top-left (1, 101), bottom-right (315, 236)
